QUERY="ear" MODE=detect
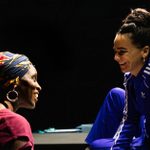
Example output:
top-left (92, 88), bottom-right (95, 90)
top-left (142, 46), bottom-right (150, 59)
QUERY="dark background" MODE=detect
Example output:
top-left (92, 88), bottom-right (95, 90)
top-left (0, 0), bottom-right (150, 131)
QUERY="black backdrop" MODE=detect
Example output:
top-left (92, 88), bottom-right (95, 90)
top-left (0, 0), bottom-right (150, 131)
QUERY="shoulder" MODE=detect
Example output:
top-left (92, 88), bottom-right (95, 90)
top-left (8, 111), bottom-right (32, 136)
top-left (1, 109), bottom-right (31, 129)
top-left (142, 59), bottom-right (150, 77)
top-left (138, 58), bottom-right (150, 86)
top-left (0, 109), bottom-right (33, 143)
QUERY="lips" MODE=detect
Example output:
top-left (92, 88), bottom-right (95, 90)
top-left (119, 62), bottom-right (126, 65)
top-left (119, 62), bottom-right (127, 68)
top-left (33, 93), bottom-right (39, 102)
top-left (120, 63), bottom-right (126, 68)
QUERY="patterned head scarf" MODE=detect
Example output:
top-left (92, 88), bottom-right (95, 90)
top-left (0, 51), bottom-right (31, 87)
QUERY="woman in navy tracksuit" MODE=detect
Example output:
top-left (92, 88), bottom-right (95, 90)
top-left (85, 8), bottom-right (150, 149)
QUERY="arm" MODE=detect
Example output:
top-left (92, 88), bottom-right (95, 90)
top-left (112, 77), bottom-right (141, 148)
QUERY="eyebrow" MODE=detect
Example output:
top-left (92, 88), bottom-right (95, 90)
top-left (114, 46), bottom-right (126, 50)
top-left (114, 48), bottom-right (128, 53)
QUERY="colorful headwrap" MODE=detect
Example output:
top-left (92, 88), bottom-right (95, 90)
top-left (0, 51), bottom-right (31, 87)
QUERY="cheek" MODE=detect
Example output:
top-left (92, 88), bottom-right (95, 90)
top-left (19, 86), bottom-right (31, 101)
top-left (131, 54), bottom-right (142, 64)
top-left (118, 56), bottom-right (128, 63)
top-left (24, 88), bottom-right (33, 99)
top-left (124, 55), bottom-right (134, 63)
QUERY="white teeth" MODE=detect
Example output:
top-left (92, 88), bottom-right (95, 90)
top-left (35, 94), bottom-right (38, 99)
top-left (120, 63), bottom-right (125, 65)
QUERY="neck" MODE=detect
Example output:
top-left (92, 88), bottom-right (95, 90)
top-left (2, 101), bottom-right (15, 112)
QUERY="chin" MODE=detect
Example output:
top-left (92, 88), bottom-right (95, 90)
top-left (30, 103), bottom-right (36, 109)
top-left (26, 103), bottom-right (36, 109)
top-left (121, 69), bottom-right (129, 73)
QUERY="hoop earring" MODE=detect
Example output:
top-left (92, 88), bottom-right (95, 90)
top-left (6, 89), bottom-right (18, 102)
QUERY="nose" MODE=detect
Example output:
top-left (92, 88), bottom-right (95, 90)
top-left (114, 53), bottom-right (120, 62)
top-left (36, 82), bottom-right (42, 92)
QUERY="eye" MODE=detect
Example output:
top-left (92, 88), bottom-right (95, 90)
top-left (114, 49), bottom-right (128, 56)
top-left (32, 75), bottom-right (37, 82)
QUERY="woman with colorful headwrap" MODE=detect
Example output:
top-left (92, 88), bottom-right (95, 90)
top-left (0, 51), bottom-right (41, 150)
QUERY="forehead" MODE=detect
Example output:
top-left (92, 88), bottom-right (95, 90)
top-left (113, 33), bottom-right (134, 50)
top-left (22, 64), bottom-right (37, 79)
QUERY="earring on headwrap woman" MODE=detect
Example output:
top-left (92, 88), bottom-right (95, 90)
top-left (6, 87), bottom-right (18, 102)
top-left (5, 77), bottom-right (19, 103)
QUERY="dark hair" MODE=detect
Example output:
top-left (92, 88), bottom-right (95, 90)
top-left (117, 8), bottom-right (150, 48)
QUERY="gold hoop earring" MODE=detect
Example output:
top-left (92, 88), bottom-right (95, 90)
top-left (6, 89), bottom-right (18, 102)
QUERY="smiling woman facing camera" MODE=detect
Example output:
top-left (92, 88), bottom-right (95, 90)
top-left (0, 51), bottom-right (41, 150)
top-left (85, 8), bottom-right (150, 150)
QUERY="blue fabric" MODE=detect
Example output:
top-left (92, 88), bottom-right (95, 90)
top-left (85, 88), bottom-right (125, 144)
top-left (111, 58), bottom-right (150, 149)
top-left (85, 88), bottom-right (148, 149)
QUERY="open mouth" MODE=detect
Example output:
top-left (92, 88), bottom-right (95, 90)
top-left (34, 94), bottom-right (39, 101)
top-left (119, 62), bottom-right (126, 66)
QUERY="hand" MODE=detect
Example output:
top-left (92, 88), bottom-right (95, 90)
top-left (85, 146), bottom-right (91, 150)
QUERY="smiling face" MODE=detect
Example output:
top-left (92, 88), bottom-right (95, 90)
top-left (17, 64), bottom-right (42, 109)
top-left (113, 33), bottom-right (149, 76)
